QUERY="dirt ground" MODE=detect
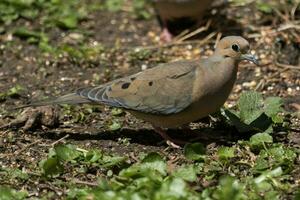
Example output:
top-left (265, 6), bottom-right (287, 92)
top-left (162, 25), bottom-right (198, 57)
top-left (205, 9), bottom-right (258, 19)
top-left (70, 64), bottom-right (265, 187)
top-left (0, 0), bottom-right (300, 199)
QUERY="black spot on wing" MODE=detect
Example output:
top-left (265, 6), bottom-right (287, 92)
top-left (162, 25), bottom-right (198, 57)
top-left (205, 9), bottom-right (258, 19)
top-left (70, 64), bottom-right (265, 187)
top-left (148, 81), bottom-right (153, 86)
top-left (121, 82), bottom-right (130, 89)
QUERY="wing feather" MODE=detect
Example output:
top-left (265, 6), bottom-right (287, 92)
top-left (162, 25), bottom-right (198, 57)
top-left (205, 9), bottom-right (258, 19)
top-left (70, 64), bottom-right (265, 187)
top-left (76, 61), bottom-right (198, 115)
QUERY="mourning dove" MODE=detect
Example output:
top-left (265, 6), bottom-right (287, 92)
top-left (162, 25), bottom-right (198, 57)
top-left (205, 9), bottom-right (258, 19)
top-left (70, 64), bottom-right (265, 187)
top-left (153, 0), bottom-right (214, 42)
top-left (19, 36), bottom-right (258, 147)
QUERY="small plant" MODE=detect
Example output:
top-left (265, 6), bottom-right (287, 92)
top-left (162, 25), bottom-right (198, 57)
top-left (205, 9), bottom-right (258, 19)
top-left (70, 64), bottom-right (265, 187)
top-left (0, 186), bottom-right (28, 200)
top-left (39, 144), bottom-right (127, 177)
top-left (222, 91), bottom-right (284, 134)
top-left (0, 85), bottom-right (24, 101)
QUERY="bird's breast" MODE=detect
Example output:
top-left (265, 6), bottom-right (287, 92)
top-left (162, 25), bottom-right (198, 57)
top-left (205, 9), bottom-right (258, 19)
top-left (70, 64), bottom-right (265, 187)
top-left (129, 88), bottom-right (232, 128)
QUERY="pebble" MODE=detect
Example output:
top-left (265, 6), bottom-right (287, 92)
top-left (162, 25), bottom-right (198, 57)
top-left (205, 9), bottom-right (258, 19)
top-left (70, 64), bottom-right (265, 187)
top-left (147, 31), bottom-right (156, 39)
top-left (254, 68), bottom-right (261, 77)
top-left (110, 19), bottom-right (116, 25)
top-left (242, 81), bottom-right (257, 88)
top-left (259, 54), bottom-right (266, 59)
top-left (186, 45), bottom-right (192, 50)
top-left (234, 84), bottom-right (242, 93)
top-left (267, 86), bottom-right (274, 91)
top-left (141, 64), bottom-right (147, 70)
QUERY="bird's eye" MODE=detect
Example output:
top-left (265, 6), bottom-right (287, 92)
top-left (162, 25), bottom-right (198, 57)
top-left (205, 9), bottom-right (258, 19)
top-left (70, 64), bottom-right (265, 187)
top-left (232, 44), bottom-right (240, 52)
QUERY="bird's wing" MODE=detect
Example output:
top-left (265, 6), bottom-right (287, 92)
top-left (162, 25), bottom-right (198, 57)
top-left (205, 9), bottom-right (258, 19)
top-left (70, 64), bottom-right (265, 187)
top-left (77, 61), bottom-right (198, 115)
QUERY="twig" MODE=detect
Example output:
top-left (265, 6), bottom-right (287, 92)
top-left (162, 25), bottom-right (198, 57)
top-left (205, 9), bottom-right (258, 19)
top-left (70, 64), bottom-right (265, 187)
top-left (277, 23), bottom-right (300, 32)
top-left (51, 134), bottom-right (69, 146)
top-left (291, 2), bottom-right (299, 21)
top-left (275, 61), bottom-right (300, 70)
top-left (173, 20), bottom-right (212, 43)
top-left (289, 128), bottom-right (300, 133)
top-left (254, 64), bottom-right (290, 91)
top-left (230, 0), bottom-right (256, 7)
top-left (172, 29), bottom-right (190, 41)
top-left (72, 179), bottom-right (99, 187)
top-left (122, 21), bottom-right (214, 51)
top-left (18, 140), bottom-right (41, 154)
top-left (290, 103), bottom-right (300, 111)
top-left (131, 32), bottom-right (216, 51)
top-left (273, 7), bottom-right (289, 23)
top-left (0, 139), bottom-right (42, 159)
top-left (214, 32), bottom-right (223, 49)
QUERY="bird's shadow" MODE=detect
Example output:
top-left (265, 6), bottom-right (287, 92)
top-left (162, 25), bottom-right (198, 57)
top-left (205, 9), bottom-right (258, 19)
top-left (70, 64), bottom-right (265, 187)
top-left (39, 126), bottom-right (253, 147)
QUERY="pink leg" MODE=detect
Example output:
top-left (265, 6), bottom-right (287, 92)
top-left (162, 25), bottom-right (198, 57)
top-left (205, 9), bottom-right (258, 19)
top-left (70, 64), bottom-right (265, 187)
top-left (160, 28), bottom-right (173, 43)
top-left (153, 126), bottom-right (187, 148)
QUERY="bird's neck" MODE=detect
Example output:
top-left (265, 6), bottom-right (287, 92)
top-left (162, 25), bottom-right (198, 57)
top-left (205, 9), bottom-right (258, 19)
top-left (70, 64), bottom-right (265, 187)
top-left (209, 54), bottom-right (238, 75)
top-left (203, 55), bottom-right (239, 92)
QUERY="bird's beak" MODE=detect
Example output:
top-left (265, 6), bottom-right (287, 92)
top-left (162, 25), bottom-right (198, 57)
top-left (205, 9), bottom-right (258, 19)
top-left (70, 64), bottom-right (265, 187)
top-left (241, 54), bottom-right (259, 65)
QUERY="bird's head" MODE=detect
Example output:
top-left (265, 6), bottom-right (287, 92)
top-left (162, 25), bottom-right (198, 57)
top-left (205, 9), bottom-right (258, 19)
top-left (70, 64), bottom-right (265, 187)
top-left (216, 36), bottom-right (259, 65)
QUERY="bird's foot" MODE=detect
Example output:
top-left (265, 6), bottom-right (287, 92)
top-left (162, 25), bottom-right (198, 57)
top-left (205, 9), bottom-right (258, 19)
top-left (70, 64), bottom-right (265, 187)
top-left (153, 126), bottom-right (187, 148)
top-left (160, 28), bottom-right (173, 43)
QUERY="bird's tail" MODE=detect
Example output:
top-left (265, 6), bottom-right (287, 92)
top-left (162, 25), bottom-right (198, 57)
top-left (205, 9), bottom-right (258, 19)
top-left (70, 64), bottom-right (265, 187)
top-left (16, 93), bottom-right (91, 109)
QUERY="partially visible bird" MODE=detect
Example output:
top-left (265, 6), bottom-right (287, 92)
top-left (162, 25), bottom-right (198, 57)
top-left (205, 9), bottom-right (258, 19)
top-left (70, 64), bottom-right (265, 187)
top-left (153, 0), bottom-right (214, 42)
top-left (18, 36), bottom-right (258, 147)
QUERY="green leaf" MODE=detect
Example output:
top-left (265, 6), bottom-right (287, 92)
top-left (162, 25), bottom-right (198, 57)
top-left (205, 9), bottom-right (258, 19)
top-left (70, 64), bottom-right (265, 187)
top-left (0, 85), bottom-right (24, 100)
top-left (105, 0), bottom-right (124, 12)
top-left (264, 97), bottom-right (283, 118)
top-left (267, 145), bottom-right (297, 172)
top-left (253, 144), bottom-right (296, 174)
top-left (222, 91), bottom-right (284, 133)
top-left (271, 114), bottom-right (284, 124)
top-left (155, 178), bottom-right (189, 199)
top-left (54, 144), bottom-right (81, 162)
top-left (7, 84), bottom-right (23, 96)
top-left (173, 165), bottom-right (198, 182)
top-left (238, 91), bottom-right (264, 124)
top-left (9, 0), bottom-right (35, 7)
top-left (217, 146), bottom-right (235, 161)
top-left (253, 156), bottom-right (269, 172)
top-left (222, 109), bottom-right (253, 132)
top-left (20, 8), bottom-right (39, 19)
top-left (213, 176), bottom-right (245, 200)
top-left (13, 27), bottom-right (41, 40)
top-left (256, 2), bottom-right (273, 13)
top-left (0, 186), bottom-right (28, 200)
top-left (249, 132), bottom-right (273, 150)
top-left (101, 155), bottom-right (127, 168)
top-left (84, 150), bottom-right (103, 163)
top-left (264, 97), bottom-right (284, 124)
top-left (9, 168), bottom-right (29, 180)
top-left (108, 119), bottom-right (122, 131)
top-left (120, 152), bottom-right (166, 178)
top-left (140, 152), bottom-right (167, 175)
top-left (131, 0), bottom-right (152, 20)
top-left (254, 167), bottom-right (283, 184)
top-left (184, 143), bottom-right (206, 161)
top-left (111, 108), bottom-right (124, 116)
top-left (39, 157), bottom-right (63, 177)
top-left (294, 190), bottom-right (300, 200)
top-left (56, 15), bottom-right (78, 29)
